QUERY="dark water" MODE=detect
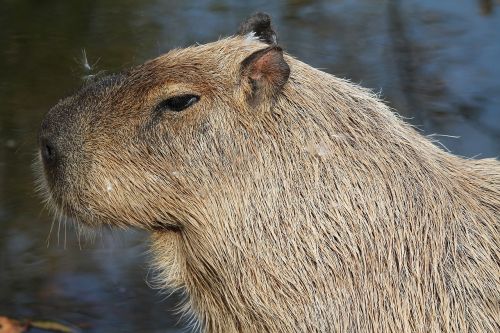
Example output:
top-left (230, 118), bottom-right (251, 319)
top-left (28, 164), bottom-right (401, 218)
top-left (1, 0), bottom-right (499, 332)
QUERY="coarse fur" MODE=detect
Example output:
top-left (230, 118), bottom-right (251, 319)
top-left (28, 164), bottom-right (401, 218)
top-left (37, 14), bottom-right (499, 333)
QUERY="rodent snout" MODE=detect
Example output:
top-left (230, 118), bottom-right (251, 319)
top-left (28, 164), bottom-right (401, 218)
top-left (38, 114), bottom-right (66, 178)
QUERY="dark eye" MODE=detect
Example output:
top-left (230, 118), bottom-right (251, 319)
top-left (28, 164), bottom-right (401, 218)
top-left (155, 94), bottom-right (200, 113)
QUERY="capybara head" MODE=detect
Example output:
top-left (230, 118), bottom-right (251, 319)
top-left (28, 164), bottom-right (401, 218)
top-left (37, 14), bottom-right (289, 231)
top-left (37, 13), bottom-right (499, 333)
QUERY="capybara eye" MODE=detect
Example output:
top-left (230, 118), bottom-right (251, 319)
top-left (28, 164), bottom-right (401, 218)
top-left (155, 94), bottom-right (200, 113)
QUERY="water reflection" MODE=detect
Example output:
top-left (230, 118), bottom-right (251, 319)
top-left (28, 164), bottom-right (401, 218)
top-left (1, 0), bottom-right (499, 332)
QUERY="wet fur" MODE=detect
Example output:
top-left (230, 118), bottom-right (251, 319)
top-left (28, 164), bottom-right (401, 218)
top-left (38, 30), bottom-right (499, 332)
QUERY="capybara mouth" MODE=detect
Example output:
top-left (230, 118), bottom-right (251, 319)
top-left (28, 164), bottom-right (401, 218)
top-left (35, 148), bottom-right (183, 231)
top-left (151, 222), bottom-right (183, 233)
top-left (34, 152), bottom-right (76, 221)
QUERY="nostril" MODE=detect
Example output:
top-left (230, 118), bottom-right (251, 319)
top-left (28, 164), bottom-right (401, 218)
top-left (45, 143), bottom-right (52, 158)
top-left (40, 138), bottom-right (57, 166)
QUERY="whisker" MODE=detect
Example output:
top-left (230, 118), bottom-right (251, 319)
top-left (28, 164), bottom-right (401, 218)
top-left (76, 221), bottom-right (83, 250)
top-left (46, 213), bottom-right (56, 247)
top-left (57, 210), bottom-right (62, 246)
top-left (64, 215), bottom-right (68, 250)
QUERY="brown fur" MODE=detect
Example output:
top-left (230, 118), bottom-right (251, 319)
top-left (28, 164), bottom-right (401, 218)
top-left (37, 19), bottom-right (499, 333)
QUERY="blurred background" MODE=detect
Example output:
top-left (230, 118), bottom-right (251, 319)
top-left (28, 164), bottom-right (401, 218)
top-left (1, 0), bottom-right (499, 332)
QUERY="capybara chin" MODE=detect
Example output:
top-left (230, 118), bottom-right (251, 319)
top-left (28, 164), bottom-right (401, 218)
top-left (36, 13), bottom-right (499, 333)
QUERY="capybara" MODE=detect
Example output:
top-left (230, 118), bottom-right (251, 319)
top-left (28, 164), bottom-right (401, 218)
top-left (36, 13), bottom-right (499, 333)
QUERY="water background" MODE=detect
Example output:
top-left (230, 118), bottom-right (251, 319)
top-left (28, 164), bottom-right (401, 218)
top-left (1, 1), bottom-right (499, 332)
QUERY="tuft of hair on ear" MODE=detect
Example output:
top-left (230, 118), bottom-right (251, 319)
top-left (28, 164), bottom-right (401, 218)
top-left (240, 46), bottom-right (290, 103)
top-left (237, 12), bottom-right (277, 45)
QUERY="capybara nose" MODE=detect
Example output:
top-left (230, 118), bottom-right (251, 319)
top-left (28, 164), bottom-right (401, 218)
top-left (40, 136), bottom-right (58, 168)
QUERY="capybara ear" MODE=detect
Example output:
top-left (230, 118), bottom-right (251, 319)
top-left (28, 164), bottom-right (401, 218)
top-left (240, 46), bottom-right (290, 103)
top-left (237, 12), bottom-right (277, 44)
